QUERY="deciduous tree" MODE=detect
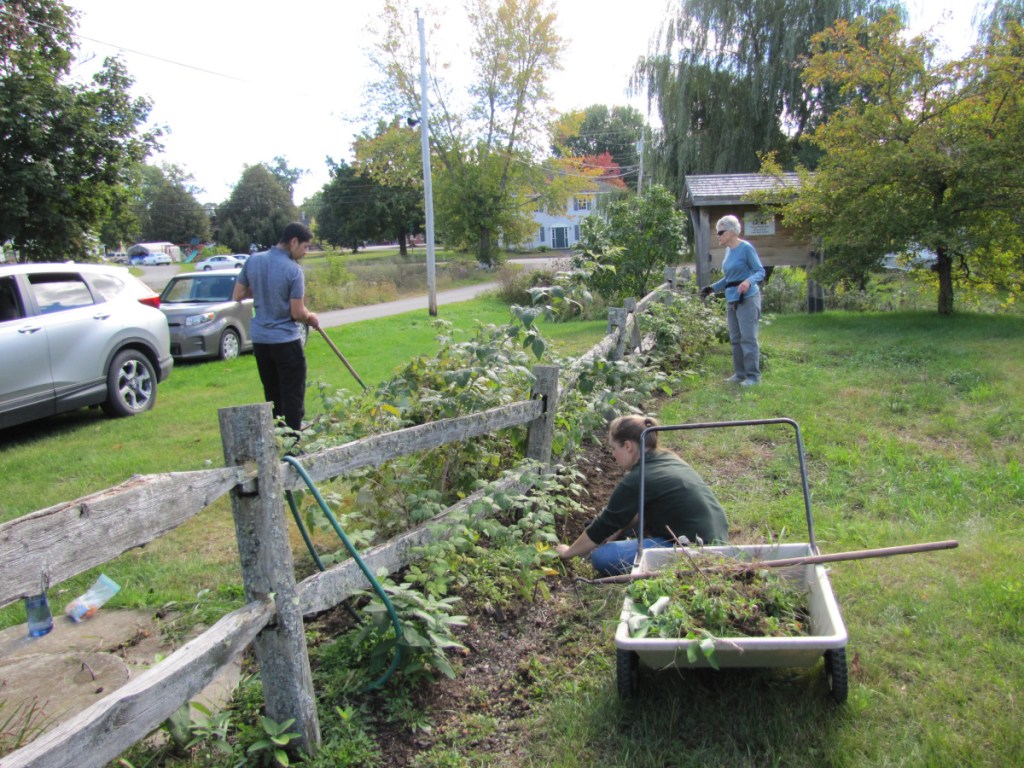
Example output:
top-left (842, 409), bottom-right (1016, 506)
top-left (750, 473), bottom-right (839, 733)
top-left (0, 0), bottom-right (157, 260)
top-left (765, 12), bottom-right (1024, 314)
top-left (352, 120), bottom-right (425, 254)
top-left (368, 0), bottom-right (565, 265)
top-left (575, 185), bottom-right (689, 302)
top-left (134, 165), bottom-right (210, 245)
top-left (316, 159), bottom-right (382, 252)
top-left (216, 164), bottom-right (298, 252)
top-left (551, 105), bottom-right (645, 189)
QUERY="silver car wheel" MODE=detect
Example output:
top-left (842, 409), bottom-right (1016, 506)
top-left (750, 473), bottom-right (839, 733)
top-left (103, 350), bottom-right (156, 417)
top-left (219, 328), bottom-right (241, 360)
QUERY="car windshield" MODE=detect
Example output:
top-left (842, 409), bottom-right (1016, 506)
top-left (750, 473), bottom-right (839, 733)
top-left (162, 276), bottom-right (237, 303)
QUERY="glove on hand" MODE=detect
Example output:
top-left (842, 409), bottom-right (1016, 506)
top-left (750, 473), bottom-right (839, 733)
top-left (700, 286), bottom-right (714, 298)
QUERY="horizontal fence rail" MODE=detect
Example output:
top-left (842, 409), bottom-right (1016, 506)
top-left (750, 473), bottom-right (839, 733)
top-left (0, 467), bottom-right (247, 610)
top-left (283, 399), bottom-right (545, 491)
top-left (1, 600), bottom-right (274, 768)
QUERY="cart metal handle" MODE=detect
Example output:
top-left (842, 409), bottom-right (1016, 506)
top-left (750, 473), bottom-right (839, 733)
top-left (637, 417), bottom-right (817, 565)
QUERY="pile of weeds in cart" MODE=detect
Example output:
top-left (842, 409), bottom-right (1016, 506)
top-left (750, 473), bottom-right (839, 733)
top-left (626, 557), bottom-right (810, 641)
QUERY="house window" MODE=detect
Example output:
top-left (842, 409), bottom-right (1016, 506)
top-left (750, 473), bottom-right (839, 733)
top-left (538, 226), bottom-right (545, 243)
top-left (573, 196), bottom-right (592, 212)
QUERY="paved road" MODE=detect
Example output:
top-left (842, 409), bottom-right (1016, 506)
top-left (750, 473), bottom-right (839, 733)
top-left (136, 264), bottom-right (180, 292)
top-left (140, 257), bottom-right (568, 328)
top-left (317, 283), bottom-right (497, 327)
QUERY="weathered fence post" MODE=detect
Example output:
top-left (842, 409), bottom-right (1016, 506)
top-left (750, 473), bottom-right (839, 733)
top-left (663, 266), bottom-right (677, 289)
top-left (219, 403), bottom-right (321, 755)
top-left (526, 365), bottom-right (560, 468)
top-left (806, 249), bottom-right (826, 313)
top-left (607, 307), bottom-right (628, 361)
top-left (623, 298), bottom-right (641, 355)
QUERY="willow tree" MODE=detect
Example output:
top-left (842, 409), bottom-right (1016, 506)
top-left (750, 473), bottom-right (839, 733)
top-left (977, 0), bottom-right (1024, 41)
top-left (634, 0), bottom-right (903, 199)
top-left (366, 0), bottom-right (571, 265)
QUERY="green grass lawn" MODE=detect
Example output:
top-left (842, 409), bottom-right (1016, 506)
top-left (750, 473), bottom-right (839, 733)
top-left (516, 309), bottom-right (1024, 768)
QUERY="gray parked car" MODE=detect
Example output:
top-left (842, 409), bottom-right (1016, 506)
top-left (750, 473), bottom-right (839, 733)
top-left (159, 271), bottom-right (254, 360)
top-left (0, 263), bottom-right (173, 429)
top-left (159, 272), bottom-right (308, 361)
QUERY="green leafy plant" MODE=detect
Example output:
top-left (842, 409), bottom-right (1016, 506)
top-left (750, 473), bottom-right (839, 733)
top-left (522, 270), bottom-right (599, 322)
top-left (241, 716), bottom-right (303, 767)
top-left (572, 185), bottom-right (689, 303)
top-left (639, 296), bottom-right (726, 374)
top-left (320, 576), bottom-right (468, 691)
top-left (185, 702), bottom-right (233, 755)
top-left (305, 706), bottom-right (381, 767)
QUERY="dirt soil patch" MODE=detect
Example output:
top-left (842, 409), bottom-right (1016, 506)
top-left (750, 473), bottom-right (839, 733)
top-left (309, 440), bottom-right (624, 765)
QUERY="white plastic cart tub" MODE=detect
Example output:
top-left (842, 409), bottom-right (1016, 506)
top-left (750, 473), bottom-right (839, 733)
top-left (613, 543), bottom-right (849, 701)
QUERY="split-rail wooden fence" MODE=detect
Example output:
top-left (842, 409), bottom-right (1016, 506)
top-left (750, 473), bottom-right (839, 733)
top-left (0, 271), bottom-right (682, 767)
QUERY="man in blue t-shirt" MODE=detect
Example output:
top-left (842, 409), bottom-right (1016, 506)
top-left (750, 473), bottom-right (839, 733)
top-left (233, 222), bottom-right (320, 431)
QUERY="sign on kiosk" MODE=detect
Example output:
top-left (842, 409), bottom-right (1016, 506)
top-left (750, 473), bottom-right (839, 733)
top-left (744, 212), bottom-right (776, 237)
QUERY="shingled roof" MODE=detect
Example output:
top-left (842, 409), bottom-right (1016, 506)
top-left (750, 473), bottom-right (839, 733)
top-left (683, 173), bottom-right (801, 207)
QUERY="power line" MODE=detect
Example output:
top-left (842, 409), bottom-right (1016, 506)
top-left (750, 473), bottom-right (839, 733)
top-left (1, 5), bottom-right (338, 107)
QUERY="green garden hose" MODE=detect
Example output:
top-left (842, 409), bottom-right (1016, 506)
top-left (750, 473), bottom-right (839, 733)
top-left (283, 455), bottom-right (403, 690)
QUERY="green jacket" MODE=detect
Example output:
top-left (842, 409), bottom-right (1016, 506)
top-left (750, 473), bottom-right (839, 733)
top-left (585, 450), bottom-right (728, 546)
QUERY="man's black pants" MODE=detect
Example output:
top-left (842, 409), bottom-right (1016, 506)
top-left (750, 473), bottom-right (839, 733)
top-left (252, 340), bottom-right (306, 431)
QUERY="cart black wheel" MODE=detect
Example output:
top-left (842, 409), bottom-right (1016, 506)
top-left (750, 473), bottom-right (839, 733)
top-left (617, 649), bottom-right (639, 700)
top-left (824, 648), bottom-right (848, 704)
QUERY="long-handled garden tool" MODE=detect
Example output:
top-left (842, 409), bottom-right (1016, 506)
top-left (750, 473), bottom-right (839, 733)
top-left (317, 326), bottom-right (368, 391)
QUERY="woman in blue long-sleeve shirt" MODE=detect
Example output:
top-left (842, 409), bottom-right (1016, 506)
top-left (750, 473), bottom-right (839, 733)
top-left (702, 215), bottom-right (766, 385)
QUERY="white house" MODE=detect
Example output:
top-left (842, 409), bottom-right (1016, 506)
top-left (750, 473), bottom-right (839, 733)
top-left (524, 184), bottom-right (616, 251)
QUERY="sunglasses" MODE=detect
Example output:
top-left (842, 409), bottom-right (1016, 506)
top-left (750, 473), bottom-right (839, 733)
top-left (716, 230), bottom-right (726, 235)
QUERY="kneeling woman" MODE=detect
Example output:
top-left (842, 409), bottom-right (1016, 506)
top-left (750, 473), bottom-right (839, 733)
top-left (555, 415), bottom-right (729, 576)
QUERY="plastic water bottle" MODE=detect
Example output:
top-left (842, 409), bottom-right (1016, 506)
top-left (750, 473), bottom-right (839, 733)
top-left (25, 592), bottom-right (54, 637)
top-left (65, 574), bottom-right (121, 622)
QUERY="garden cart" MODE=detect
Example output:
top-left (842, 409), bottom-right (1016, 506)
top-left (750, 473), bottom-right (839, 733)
top-left (613, 418), bottom-right (849, 702)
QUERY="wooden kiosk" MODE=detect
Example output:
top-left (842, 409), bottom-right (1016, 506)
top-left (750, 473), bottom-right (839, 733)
top-left (683, 173), bottom-right (825, 312)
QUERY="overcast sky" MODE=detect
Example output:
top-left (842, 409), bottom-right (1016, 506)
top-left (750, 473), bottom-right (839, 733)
top-left (68, 0), bottom-right (983, 206)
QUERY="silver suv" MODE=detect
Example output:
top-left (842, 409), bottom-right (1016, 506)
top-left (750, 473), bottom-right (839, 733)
top-left (0, 263), bottom-right (173, 429)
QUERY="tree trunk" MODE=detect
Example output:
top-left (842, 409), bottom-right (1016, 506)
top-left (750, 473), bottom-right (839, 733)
top-left (397, 229), bottom-right (408, 257)
top-left (477, 227), bottom-right (495, 266)
top-left (936, 246), bottom-right (954, 315)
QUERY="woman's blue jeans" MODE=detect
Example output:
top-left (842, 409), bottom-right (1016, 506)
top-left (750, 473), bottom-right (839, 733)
top-left (727, 292), bottom-right (762, 382)
top-left (591, 538), bottom-right (673, 576)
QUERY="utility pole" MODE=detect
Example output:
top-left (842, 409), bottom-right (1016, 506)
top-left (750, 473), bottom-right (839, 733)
top-left (417, 10), bottom-right (438, 316)
top-left (636, 132), bottom-right (644, 194)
